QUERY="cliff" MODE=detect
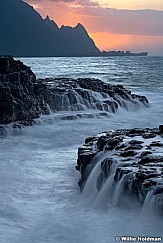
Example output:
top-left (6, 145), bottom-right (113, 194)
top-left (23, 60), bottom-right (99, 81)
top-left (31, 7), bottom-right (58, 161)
top-left (0, 0), bottom-right (100, 57)
top-left (0, 56), bottom-right (148, 127)
top-left (76, 127), bottom-right (163, 213)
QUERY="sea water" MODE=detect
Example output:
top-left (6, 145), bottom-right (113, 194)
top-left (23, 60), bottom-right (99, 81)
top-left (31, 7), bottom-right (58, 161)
top-left (0, 56), bottom-right (163, 243)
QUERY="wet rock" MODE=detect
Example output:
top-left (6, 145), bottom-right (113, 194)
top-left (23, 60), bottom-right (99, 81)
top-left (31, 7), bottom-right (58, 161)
top-left (159, 125), bottom-right (163, 134)
top-left (142, 133), bottom-right (157, 139)
top-left (150, 141), bottom-right (163, 147)
top-left (105, 136), bottom-right (124, 151)
top-left (124, 144), bottom-right (144, 151)
top-left (97, 135), bottom-right (111, 151)
top-left (115, 142), bottom-right (129, 151)
top-left (46, 77), bottom-right (149, 113)
top-left (103, 100), bottom-right (118, 112)
top-left (77, 150), bottom-right (97, 169)
top-left (60, 115), bottom-right (78, 120)
top-left (140, 151), bottom-right (152, 158)
top-left (120, 150), bottom-right (137, 157)
top-left (114, 167), bottom-right (133, 182)
top-left (129, 140), bottom-right (144, 145)
top-left (0, 57), bottom-right (149, 125)
top-left (0, 125), bottom-right (6, 136)
top-left (101, 158), bottom-right (115, 178)
top-left (0, 56), bottom-right (50, 124)
top-left (77, 127), bottom-right (163, 212)
top-left (85, 136), bottom-right (97, 144)
top-left (138, 155), bottom-right (163, 165)
top-left (128, 128), bottom-right (146, 135)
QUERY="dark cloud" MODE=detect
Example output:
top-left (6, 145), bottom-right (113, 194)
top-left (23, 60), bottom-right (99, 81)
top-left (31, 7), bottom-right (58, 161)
top-left (24, 0), bottom-right (163, 36)
top-left (25, 0), bottom-right (98, 6)
top-left (77, 7), bottom-right (163, 36)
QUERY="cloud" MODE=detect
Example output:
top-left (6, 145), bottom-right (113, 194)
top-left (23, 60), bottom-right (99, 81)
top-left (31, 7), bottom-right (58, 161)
top-left (25, 0), bottom-right (99, 7)
top-left (90, 32), bottom-right (163, 55)
top-left (25, 0), bottom-right (163, 36)
top-left (77, 7), bottom-right (163, 36)
top-left (24, 0), bottom-right (99, 27)
top-left (24, 0), bottom-right (163, 54)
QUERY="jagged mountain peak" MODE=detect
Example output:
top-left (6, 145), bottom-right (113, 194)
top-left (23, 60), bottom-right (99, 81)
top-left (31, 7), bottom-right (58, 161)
top-left (45, 15), bottom-right (50, 21)
top-left (75, 23), bottom-right (85, 29)
top-left (0, 0), bottom-right (100, 56)
top-left (44, 15), bottom-right (59, 30)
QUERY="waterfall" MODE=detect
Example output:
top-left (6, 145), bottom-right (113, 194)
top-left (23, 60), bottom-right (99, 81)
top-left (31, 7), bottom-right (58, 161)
top-left (82, 153), bottom-right (136, 209)
top-left (0, 123), bottom-right (24, 136)
top-left (82, 162), bottom-right (101, 202)
top-left (82, 149), bottom-right (163, 212)
top-left (112, 172), bottom-right (134, 207)
top-left (52, 87), bottom-right (147, 113)
top-left (142, 185), bottom-right (163, 216)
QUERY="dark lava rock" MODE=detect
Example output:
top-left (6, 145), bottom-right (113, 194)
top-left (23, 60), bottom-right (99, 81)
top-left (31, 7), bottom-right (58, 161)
top-left (141, 151), bottom-right (153, 158)
top-left (159, 125), bottom-right (163, 134)
top-left (129, 140), bottom-right (144, 145)
top-left (142, 133), bottom-right (157, 139)
top-left (105, 136), bottom-right (124, 151)
top-left (120, 150), bottom-right (137, 157)
top-left (0, 56), bottom-right (49, 124)
top-left (76, 127), bottom-right (163, 212)
top-left (0, 57), bottom-right (149, 127)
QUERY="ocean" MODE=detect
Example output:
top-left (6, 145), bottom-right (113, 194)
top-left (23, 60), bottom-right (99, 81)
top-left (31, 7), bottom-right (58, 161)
top-left (0, 56), bottom-right (163, 243)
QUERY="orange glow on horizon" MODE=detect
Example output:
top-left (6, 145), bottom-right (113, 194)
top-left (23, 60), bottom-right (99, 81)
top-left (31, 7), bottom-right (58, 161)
top-left (90, 32), bottom-right (163, 55)
top-left (24, 0), bottom-right (163, 55)
top-left (89, 33), bottom-right (132, 51)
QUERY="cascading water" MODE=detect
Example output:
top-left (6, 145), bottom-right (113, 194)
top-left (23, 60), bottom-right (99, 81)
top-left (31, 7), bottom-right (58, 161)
top-left (82, 158), bottom-right (136, 209)
top-left (112, 172), bottom-right (134, 207)
top-left (0, 56), bottom-right (163, 243)
top-left (82, 151), bottom-right (113, 202)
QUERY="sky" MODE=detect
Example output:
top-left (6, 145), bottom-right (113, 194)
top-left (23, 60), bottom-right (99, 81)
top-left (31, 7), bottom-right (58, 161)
top-left (24, 0), bottom-right (163, 55)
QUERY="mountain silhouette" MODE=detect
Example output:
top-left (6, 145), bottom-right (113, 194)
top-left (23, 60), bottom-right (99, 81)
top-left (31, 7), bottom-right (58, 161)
top-left (0, 0), bottom-right (100, 57)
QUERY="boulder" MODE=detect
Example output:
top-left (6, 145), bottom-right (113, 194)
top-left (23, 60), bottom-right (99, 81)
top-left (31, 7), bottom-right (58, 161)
top-left (76, 127), bottom-right (163, 213)
top-left (0, 56), bottom-right (49, 124)
top-left (0, 57), bottom-right (149, 127)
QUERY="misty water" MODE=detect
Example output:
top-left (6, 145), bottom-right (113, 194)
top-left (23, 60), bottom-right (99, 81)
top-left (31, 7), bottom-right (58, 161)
top-left (0, 56), bottom-right (163, 243)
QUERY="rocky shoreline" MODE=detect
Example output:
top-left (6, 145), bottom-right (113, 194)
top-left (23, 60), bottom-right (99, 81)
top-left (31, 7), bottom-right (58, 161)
top-left (76, 126), bottom-right (163, 213)
top-left (0, 56), bottom-right (162, 213)
top-left (0, 57), bottom-right (148, 127)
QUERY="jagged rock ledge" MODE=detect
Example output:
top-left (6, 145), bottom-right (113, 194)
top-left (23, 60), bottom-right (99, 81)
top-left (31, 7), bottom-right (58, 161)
top-left (76, 125), bottom-right (163, 213)
top-left (0, 56), bottom-right (149, 129)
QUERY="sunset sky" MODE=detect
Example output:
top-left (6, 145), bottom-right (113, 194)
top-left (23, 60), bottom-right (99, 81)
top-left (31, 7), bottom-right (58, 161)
top-left (24, 0), bottom-right (163, 55)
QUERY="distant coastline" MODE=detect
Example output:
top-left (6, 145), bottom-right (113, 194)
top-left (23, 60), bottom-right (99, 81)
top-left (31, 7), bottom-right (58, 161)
top-left (1, 52), bottom-right (149, 58)
top-left (14, 50), bottom-right (148, 58)
top-left (101, 50), bottom-right (148, 57)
